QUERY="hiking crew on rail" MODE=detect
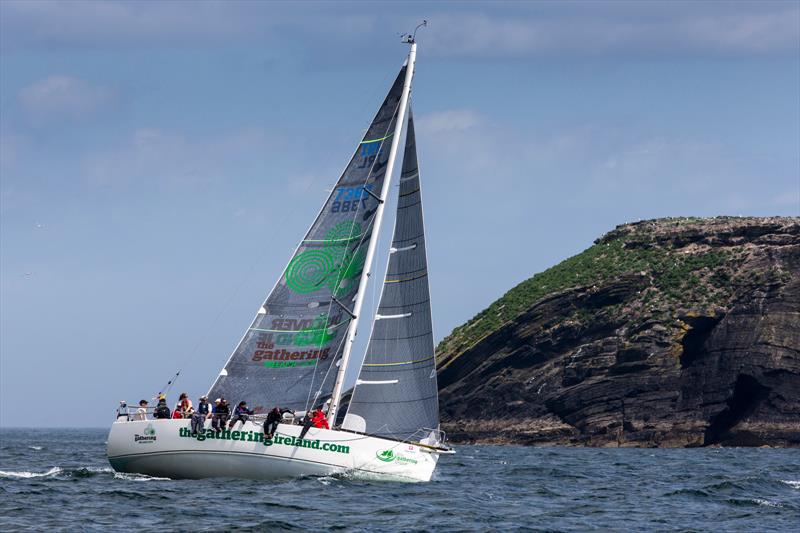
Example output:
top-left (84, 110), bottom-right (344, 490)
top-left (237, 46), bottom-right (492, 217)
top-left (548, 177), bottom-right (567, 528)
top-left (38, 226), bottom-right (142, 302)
top-left (116, 394), bottom-right (335, 441)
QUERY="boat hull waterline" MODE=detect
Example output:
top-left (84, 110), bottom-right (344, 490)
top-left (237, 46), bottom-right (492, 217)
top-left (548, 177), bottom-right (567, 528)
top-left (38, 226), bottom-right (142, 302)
top-left (107, 420), bottom-right (439, 482)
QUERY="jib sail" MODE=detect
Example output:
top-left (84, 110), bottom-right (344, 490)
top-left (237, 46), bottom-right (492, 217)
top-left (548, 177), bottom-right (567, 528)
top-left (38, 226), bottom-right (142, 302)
top-left (344, 111), bottom-right (440, 442)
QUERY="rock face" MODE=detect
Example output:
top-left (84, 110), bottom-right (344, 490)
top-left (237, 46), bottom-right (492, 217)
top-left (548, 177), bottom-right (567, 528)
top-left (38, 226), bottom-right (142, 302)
top-left (436, 217), bottom-right (800, 447)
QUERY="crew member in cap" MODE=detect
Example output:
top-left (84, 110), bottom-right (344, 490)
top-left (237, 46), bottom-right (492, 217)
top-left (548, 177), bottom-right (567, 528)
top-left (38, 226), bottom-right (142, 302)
top-left (191, 395), bottom-right (211, 436)
top-left (211, 398), bottom-right (229, 433)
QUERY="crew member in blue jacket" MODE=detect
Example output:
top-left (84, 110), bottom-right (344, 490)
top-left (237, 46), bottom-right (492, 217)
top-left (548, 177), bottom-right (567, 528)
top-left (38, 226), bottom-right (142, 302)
top-left (229, 401), bottom-right (253, 429)
top-left (191, 395), bottom-right (211, 436)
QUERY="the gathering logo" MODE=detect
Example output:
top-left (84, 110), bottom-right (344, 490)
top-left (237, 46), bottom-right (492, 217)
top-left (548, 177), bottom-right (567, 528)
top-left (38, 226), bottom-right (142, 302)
top-left (375, 449), bottom-right (418, 465)
top-left (134, 424), bottom-right (157, 444)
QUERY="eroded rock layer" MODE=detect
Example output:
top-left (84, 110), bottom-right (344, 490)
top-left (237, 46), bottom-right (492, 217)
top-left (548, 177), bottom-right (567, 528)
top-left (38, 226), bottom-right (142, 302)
top-left (436, 217), bottom-right (800, 447)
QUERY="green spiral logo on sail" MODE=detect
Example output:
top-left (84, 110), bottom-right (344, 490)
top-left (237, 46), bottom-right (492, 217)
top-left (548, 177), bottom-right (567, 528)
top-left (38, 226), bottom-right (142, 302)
top-left (286, 222), bottom-right (367, 295)
top-left (285, 249), bottom-right (337, 294)
top-left (325, 221), bottom-right (362, 247)
top-left (285, 245), bottom-right (366, 296)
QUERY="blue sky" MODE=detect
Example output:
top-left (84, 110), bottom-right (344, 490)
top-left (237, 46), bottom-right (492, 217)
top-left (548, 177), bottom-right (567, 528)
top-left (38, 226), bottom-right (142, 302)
top-left (1, 1), bottom-right (798, 427)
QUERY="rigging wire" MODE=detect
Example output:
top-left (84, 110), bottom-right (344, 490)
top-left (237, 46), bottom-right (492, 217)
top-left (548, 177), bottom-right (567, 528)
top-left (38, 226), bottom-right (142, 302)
top-left (151, 220), bottom-right (290, 402)
top-left (156, 370), bottom-right (181, 399)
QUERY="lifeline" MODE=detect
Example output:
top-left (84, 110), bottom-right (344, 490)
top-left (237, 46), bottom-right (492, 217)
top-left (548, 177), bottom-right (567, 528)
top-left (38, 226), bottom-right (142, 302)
top-left (177, 427), bottom-right (350, 454)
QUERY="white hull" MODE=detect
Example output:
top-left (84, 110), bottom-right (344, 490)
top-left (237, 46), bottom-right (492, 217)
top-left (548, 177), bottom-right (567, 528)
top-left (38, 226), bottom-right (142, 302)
top-left (107, 419), bottom-right (439, 482)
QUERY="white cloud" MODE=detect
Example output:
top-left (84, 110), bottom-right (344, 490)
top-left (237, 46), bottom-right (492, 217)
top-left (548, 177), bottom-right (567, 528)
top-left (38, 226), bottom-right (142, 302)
top-left (0, 0), bottom-right (263, 50)
top-left (422, 4), bottom-right (800, 58)
top-left (416, 109), bottom-right (481, 134)
top-left (18, 75), bottom-right (115, 122)
top-left (413, 107), bottom-right (794, 217)
top-left (681, 9), bottom-right (800, 54)
top-left (83, 127), bottom-right (275, 187)
top-left (1, 1), bottom-right (797, 59)
top-left (415, 109), bottom-right (500, 179)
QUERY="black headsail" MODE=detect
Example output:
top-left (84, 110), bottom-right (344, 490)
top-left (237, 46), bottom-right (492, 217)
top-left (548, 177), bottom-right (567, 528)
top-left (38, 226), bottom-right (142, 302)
top-left (344, 110), bottom-right (440, 442)
top-left (207, 66), bottom-right (407, 414)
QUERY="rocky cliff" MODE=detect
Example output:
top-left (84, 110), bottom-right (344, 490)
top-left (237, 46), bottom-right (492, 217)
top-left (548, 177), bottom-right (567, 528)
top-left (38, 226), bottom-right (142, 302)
top-left (436, 217), bottom-right (800, 447)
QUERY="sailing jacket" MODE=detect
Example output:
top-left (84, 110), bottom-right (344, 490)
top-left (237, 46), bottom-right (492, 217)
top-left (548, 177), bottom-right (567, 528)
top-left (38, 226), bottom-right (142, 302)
top-left (234, 405), bottom-right (253, 417)
top-left (311, 411), bottom-right (329, 429)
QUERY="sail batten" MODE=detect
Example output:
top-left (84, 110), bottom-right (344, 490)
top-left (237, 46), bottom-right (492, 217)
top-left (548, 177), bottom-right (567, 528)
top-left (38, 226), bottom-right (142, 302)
top-left (206, 66), bottom-right (409, 414)
top-left (345, 111), bottom-right (441, 442)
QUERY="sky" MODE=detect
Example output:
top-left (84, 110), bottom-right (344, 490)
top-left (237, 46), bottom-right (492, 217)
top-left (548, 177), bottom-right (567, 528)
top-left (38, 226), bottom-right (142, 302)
top-left (1, 1), bottom-right (798, 428)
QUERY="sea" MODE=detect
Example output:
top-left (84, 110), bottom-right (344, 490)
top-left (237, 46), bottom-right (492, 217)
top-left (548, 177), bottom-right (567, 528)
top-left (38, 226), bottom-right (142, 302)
top-left (0, 429), bottom-right (798, 532)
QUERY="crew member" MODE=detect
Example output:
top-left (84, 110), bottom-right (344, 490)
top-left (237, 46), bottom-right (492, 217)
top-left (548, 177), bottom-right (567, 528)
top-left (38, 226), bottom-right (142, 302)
top-left (116, 401), bottom-right (129, 421)
top-left (229, 401), bottom-right (253, 429)
top-left (135, 399), bottom-right (149, 421)
top-left (191, 395), bottom-right (210, 436)
top-left (153, 394), bottom-right (171, 419)
top-left (311, 408), bottom-right (330, 430)
top-left (178, 393), bottom-right (193, 418)
top-left (298, 409), bottom-right (315, 440)
top-left (263, 406), bottom-right (292, 439)
top-left (211, 398), bottom-right (229, 432)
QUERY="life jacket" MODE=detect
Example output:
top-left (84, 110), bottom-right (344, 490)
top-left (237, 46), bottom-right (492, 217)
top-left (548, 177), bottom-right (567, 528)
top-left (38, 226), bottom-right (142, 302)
top-left (197, 402), bottom-right (209, 415)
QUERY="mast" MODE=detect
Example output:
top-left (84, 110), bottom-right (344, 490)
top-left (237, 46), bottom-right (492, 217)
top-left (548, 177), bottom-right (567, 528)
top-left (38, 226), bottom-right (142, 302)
top-left (327, 42), bottom-right (417, 424)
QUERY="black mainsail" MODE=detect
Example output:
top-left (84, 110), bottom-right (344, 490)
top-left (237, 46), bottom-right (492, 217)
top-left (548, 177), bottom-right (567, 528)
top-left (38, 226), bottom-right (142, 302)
top-left (344, 111), bottom-right (440, 442)
top-left (207, 67), bottom-right (408, 413)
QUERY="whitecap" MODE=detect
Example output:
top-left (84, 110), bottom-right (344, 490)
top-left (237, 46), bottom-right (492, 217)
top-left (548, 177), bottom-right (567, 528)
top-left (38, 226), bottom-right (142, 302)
top-left (28, 446), bottom-right (43, 451)
top-left (113, 472), bottom-right (171, 481)
top-left (752, 498), bottom-right (782, 508)
top-left (85, 466), bottom-right (114, 473)
top-left (780, 480), bottom-right (800, 489)
top-left (0, 467), bottom-right (62, 479)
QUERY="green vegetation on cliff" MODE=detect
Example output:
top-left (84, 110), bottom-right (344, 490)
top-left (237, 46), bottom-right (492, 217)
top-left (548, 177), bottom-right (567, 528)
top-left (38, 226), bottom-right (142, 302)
top-left (436, 217), bottom-right (791, 363)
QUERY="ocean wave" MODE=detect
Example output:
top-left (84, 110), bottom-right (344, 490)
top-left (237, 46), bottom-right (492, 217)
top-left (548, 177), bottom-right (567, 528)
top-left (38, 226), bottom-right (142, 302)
top-left (0, 466), bottom-right (117, 480)
top-left (112, 472), bottom-right (171, 481)
top-left (780, 480), bottom-right (800, 489)
top-left (28, 446), bottom-right (43, 451)
top-left (751, 498), bottom-right (782, 508)
top-left (726, 497), bottom-right (783, 509)
top-left (0, 467), bottom-right (62, 479)
top-left (665, 488), bottom-right (710, 498)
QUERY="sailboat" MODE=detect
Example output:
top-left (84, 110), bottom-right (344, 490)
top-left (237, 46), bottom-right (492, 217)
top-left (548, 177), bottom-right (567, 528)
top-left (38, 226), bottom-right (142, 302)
top-left (107, 31), bottom-right (452, 482)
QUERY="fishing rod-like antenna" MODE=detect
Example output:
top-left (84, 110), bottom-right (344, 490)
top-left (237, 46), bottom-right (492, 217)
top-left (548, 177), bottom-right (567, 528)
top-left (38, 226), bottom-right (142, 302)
top-left (156, 370), bottom-right (181, 398)
top-left (401, 20), bottom-right (427, 44)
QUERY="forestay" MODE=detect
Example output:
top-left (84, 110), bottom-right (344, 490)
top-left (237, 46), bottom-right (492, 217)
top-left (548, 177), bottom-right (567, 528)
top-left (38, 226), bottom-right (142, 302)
top-left (207, 66), bottom-right (408, 413)
top-left (345, 111), bottom-right (440, 442)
